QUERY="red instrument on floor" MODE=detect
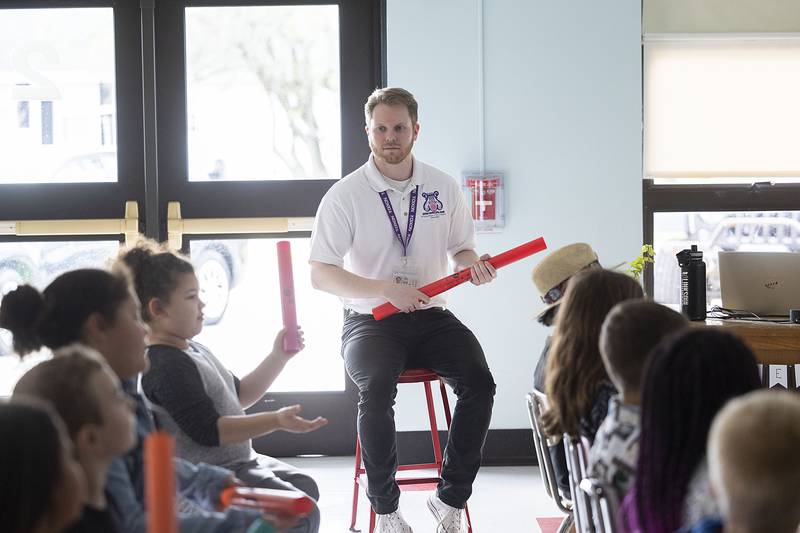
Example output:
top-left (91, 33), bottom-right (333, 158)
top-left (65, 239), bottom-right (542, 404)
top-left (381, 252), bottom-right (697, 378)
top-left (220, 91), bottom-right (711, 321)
top-left (372, 236), bottom-right (548, 320)
top-left (220, 486), bottom-right (314, 517)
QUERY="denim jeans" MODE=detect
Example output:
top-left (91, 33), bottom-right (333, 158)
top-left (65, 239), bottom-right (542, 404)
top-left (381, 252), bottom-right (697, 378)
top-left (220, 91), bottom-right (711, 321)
top-left (342, 308), bottom-right (496, 514)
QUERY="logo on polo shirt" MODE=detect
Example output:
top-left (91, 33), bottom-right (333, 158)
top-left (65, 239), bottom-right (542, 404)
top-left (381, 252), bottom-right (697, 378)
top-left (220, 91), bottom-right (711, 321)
top-left (421, 191), bottom-right (445, 218)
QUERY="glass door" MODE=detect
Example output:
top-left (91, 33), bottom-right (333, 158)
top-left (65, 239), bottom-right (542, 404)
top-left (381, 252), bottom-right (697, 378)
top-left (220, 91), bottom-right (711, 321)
top-left (0, 0), bottom-right (383, 455)
top-left (152, 0), bottom-right (383, 455)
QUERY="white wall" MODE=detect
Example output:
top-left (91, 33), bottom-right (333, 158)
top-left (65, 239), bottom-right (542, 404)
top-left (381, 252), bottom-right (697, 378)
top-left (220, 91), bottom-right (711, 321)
top-left (387, 0), bottom-right (643, 430)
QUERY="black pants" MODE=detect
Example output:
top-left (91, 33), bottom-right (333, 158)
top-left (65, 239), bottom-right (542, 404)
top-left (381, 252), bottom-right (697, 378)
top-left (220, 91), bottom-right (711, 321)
top-left (342, 308), bottom-right (496, 514)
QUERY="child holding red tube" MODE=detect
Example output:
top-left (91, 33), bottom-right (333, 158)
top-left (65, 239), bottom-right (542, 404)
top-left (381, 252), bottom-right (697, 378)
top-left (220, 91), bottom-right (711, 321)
top-left (118, 239), bottom-right (325, 533)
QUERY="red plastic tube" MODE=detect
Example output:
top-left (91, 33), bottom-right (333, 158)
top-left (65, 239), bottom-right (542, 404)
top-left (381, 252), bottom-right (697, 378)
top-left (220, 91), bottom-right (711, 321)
top-left (220, 486), bottom-right (314, 517)
top-left (372, 236), bottom-right (547, 321)
top-left (276, 241), bottom-right (301, 352)
top-left (145, 431), bottom-right (177, 533)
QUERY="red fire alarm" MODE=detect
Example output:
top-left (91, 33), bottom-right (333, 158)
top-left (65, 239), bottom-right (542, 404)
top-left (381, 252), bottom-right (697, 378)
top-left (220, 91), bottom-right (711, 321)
top-left (462, 172), bottom-right (505, 233)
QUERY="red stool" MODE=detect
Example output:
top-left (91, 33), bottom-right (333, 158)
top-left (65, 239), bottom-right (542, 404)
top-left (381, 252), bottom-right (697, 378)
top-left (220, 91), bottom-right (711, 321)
top-left (349, 368), bottom-right (474, 532)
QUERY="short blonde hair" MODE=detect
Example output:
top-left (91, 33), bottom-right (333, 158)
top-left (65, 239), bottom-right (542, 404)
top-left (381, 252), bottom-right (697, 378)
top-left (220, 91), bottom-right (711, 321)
top-left (708, 390), bottom-right (800, 532)
top-left (364, 87), bottom-right (418, 125)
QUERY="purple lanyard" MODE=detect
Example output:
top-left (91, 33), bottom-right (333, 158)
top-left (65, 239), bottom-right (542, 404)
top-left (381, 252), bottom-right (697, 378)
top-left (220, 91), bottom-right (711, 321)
top-left (379, 185), bottom-right (419, 258)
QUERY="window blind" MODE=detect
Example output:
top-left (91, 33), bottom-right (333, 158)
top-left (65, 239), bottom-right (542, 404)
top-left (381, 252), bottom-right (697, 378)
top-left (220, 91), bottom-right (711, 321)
top-left (644, 37), bottom-right (800, 179)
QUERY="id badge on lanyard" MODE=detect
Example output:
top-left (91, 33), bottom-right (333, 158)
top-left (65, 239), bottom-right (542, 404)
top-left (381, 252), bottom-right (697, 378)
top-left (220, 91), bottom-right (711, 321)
top-left (379, 186), bottom-right (420, 287)
top-left (392, 259), bottom-right (419, 288)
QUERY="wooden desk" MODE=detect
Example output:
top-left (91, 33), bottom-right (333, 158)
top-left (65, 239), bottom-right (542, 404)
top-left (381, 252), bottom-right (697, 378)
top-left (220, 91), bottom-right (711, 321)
top-left (703, 319), bottom-right (800, 365)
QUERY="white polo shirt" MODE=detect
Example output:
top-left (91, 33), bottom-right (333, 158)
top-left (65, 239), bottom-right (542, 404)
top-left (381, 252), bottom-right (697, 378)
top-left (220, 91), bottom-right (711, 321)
top-left (310, 155), bottom-right (476, 314)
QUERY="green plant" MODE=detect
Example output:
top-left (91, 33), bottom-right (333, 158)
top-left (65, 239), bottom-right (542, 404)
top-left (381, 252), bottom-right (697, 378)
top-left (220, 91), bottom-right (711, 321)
top-left (628, 244), bottom-right (655, 281)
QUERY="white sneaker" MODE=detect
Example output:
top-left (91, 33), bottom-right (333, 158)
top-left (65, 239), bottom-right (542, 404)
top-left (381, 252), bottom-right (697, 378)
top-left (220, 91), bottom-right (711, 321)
top-left (374, 510), bottom-right (414, 533)
top-left (427, 493), bottom-right (467, 533)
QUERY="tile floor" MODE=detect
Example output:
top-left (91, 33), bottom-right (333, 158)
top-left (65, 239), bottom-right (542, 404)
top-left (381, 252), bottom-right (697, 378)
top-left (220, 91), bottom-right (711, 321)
top-left (289, 456), bottom-right (563, 533)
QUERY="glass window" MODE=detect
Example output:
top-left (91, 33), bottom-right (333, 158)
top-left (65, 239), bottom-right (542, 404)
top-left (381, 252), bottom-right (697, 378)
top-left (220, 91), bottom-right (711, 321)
top-left (184, 5), bottom-right (341, 182)
top-left (643, 36), bottom-right (800, 300)
top-left (0, 240), bottom-right (121, 396)
top-left (653, 211), bottom-right (800, 306)
top-left (0, 8), bottom-right (117, 184)
top-left (190, 238), bottom-right (344, 392)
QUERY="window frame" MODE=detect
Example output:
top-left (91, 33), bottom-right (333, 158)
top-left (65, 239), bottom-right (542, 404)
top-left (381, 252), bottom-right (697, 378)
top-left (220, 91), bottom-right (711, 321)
top-left (643, 180), bottom-right (800, 296)
top-left (0, 0), bottom-right (147, 224)
top-left (641, 34), bottom-right (800, 297)
top-left (153, 0), bottom-right (383, 227)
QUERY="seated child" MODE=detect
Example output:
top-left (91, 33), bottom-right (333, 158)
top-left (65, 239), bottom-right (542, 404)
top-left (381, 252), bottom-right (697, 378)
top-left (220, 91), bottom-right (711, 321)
top-left (13, 345), bottom-right (136, 533)
top-left (0, 268), bottom-right (265, 533)
top-left (619, 329), bottom-right (762, 533)
top-left (531, 242), bottom-right (602, 495)
top-left (0, 399), bottom-right (86, 533)
top-left (541, 269), bottom-right (643, 442)
top-left (682, 390), bottom-right (800, 533)
top-left (589, 300), bottom-right (687, 500)
top-left (531, 242), bottom-right (602, 391)
top-left (118, 241), bottom-right (325, 530)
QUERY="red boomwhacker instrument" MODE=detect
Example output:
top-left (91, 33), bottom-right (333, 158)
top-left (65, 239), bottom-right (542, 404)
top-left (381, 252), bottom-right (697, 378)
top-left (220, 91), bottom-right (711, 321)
top-left (372, 236), bottom-right (547, 320)
top-left (145, 432), bottom-right (178, 533)
top-left (220, 486), bottom-right (314, 517)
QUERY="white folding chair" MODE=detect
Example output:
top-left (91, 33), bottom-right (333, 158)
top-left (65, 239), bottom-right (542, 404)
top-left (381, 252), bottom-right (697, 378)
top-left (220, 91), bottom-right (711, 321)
top-left (579, 477), bottom-right (621, 533)
top-left (563, 433), bottom-right (595, 533)
top-left (526, 391), bottom-right (574, 533)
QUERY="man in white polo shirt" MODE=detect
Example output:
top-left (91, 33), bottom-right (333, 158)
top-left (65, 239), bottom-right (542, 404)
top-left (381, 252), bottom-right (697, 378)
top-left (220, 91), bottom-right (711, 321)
top-left (309, 87), bottom-right (496, 533)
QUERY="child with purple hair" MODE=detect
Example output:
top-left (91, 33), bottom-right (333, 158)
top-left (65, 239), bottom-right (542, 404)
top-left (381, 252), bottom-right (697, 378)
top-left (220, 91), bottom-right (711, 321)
top-left (619, 328), bottom-right (762, 533)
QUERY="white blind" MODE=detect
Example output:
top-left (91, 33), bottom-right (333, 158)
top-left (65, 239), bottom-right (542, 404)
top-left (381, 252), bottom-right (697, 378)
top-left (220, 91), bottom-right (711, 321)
top-left (644, 37), bottom-right (800, 179)
top-left (644, 0), bottom-right (800, 34)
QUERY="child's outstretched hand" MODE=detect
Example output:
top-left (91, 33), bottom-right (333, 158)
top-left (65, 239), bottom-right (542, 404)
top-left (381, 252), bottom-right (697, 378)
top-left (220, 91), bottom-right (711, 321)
top-left (272, 326), bottom-right (305, 359)
top-left (276, 404), bottom-right (328, 434)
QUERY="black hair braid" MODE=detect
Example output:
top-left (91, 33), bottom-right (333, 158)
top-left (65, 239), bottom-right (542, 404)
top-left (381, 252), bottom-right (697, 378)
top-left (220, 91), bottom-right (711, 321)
top-left (0, 285), bottom-right (45, 355)
top-left (1, 269), bottom-right (131, 356)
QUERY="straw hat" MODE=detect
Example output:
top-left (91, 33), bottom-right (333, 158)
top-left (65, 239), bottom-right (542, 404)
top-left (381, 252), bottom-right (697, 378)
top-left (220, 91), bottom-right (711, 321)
top-left (532, 243), bottom-right (600, 320)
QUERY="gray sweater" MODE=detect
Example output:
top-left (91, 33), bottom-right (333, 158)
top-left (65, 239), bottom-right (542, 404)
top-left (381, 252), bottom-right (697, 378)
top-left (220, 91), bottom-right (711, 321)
top-left (142, 342), bottom-right (254, 469)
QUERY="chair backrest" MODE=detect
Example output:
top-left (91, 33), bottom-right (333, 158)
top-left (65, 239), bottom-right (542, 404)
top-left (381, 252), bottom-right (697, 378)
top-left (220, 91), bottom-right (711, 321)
top-left (526, 391), bottom-right (572, 515)
top-left (579, 477), bottom-right (621, 533)
top-left (564, 433), bottom-right (595, 533)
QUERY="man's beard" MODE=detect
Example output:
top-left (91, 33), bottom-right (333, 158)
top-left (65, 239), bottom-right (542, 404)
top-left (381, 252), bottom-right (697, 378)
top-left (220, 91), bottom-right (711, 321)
top-left (372, 141), bottom-right (414, 165)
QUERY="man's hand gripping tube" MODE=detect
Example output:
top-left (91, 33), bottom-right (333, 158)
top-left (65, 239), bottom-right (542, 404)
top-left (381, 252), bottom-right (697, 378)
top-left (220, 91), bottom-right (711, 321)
top-left (372, 236), bottom-right (547, 320)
